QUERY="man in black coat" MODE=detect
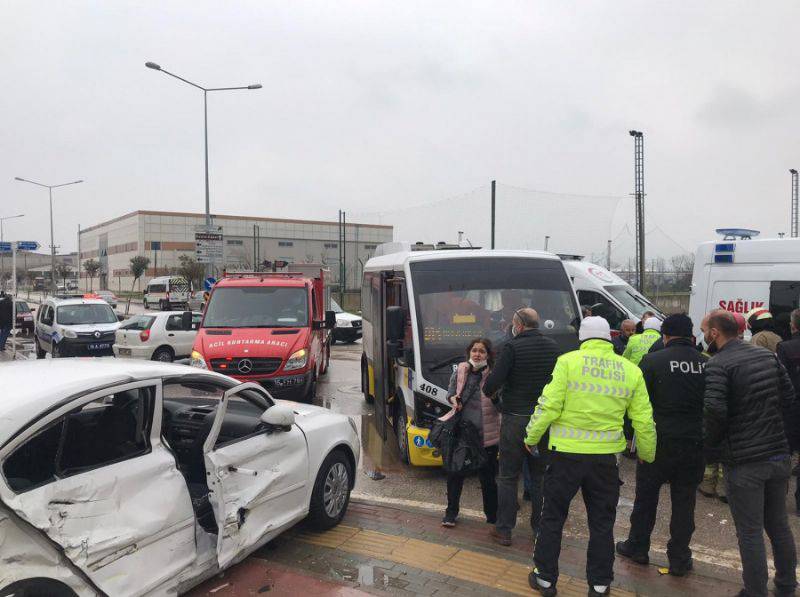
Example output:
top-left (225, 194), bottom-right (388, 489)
top-left (0, 291), bottom-right (12, 351)
top-left (484, 308), bottom-right (559, 546)
top-left (775, 308), bottom-right (800, 515)
top-left (702, 310), bottom-right (797, 597)
top-left (612, 319), bottom-right (636, 355)
top-left (616, 314), bottom-right (707, 576)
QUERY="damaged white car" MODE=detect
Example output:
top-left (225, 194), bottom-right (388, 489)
top-left (0, 359), bottom-right (360, 596)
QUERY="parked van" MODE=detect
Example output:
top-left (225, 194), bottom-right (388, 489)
top-left (190, 268), bottom-right (335, 402)
top-left (562, 259), bottom-right (665, 331)
top-left (362, 244), bottom-right (580, 466)
top-left (143, 276), bottom-right (191, 311)
top-left (688, 233), bottom-right (800, 340)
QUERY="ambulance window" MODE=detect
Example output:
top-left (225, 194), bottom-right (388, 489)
top-left (769, 281), bottom-right (800, 340)
top-left (576, 290), bottom-right (625, 330)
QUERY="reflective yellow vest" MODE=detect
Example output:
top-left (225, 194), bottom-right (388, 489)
top-left (623, 329), bottom-right (661, 366)
top-left (525, 338), bottom-right (656, 462)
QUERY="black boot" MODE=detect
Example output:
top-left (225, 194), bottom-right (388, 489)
top-left (615, 540), bottom-right (649, 565)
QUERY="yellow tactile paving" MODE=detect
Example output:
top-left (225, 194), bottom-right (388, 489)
top-left (296, 526), bottom-right (637, 597)
top-left (341, 528), bottom-right (408, 558)
top-left (391, 538), bottom-right (458, 572)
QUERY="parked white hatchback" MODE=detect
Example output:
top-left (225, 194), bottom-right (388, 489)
top-left (0, 359), bottom-right (359, 597)
top-left (113, 311), bottom-right (202, 362)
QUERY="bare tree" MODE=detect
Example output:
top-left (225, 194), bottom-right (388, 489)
top-left (83, 259), bottom-right (101, 292)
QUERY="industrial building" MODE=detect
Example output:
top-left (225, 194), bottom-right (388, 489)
top-left (78, 210), bottom-right (393, 293)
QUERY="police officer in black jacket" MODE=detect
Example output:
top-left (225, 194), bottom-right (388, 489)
top-left (775, 308), bottom-right (800, 515)
top-left (616, 314), bottom-right (708, 576)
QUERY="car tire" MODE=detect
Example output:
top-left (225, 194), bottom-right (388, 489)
top-left (394, 399), bottom-right (410, 465)
top-left (0, 579), bottom-right (78, 597)
top-left (159, 299), bottom-right (170, 311)
top-left (320, 343), bottom-right (331, 376)
top-left (51, 342), bottom-right (61, 359)
top-left (307, 450), bottom-right (352, 530)
top-left (34, 337), bottom-right (45, 359)
top-left (305, 374), bottom-right (317, 403)
top-left (152, 346), bottom-right (174, 362)
top-left (362, 363), bottom-right (374, 404)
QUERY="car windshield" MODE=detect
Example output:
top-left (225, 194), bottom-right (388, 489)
top-left (604, 285), bottom-right (664, 319)
top-left (203, 286), bottom-right (309, 328)
top-left (331, 299), bottom-right (344, 313)
top-left (57, 304), bottom-right (118, 325)
top-left (411, 257), bottom-right (579, 383)
top-left (119, 315), bottom-right (155, 330)
top-left (15, 301), bottom-right (30, 313)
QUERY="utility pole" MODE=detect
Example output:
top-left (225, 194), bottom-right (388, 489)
top-left (77, 224), bottom-right (81, 290)
top-left (491, 180), bottom-right (496, 249)
top-left (790, 169), bottom-right (798, 238)
top-left (606, 239), bottom-right (612, 270)
top-left (629, 130), bottom-right (645, 293)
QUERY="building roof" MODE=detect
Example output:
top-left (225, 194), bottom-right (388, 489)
top-left (80, 210), bottom-right (393, 234)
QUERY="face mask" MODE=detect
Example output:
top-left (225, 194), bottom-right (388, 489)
top-left (469, 358), bottom-right (487, 370)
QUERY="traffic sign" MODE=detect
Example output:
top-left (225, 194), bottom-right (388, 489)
top-left (204, 277), bottom-right (217, 291)
top-left (15, 241), bottom-right (39, 251)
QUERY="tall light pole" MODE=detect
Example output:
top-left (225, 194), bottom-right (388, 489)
top-left (0, 214), bottom-right (24, 283)
top-left (145, 61), bottom-right (261, 276)
top-left (790, 169), bottom-right (798, 238)
top-left (629, 130), bottom-right (645, 293)
top-left (14, 177), bottom-right (83, 291)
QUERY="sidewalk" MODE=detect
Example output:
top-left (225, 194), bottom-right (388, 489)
top-left (189, 498), bottom-right (745, 596)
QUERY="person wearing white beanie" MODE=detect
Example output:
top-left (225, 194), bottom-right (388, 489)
top-left (624, 318), bottom-right (663, 366)
top-left (579, 316), bottom-right (612, 342)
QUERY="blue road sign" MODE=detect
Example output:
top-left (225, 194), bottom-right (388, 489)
top-left (204, 277), bottom-right (217, 291)
top-left (15, 241), bottom-right (39, 251)
top-left (0, 242), bottom-right (11, 253)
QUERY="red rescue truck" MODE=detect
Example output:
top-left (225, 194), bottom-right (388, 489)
top-left (190, 267), bottom-right (336, 402)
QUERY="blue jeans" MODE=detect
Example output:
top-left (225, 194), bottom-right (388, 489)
top-left (0, 327), bottom-right (10, 351)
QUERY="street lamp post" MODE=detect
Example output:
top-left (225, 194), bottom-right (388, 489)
top-left (14, 177), bottom-right (83, 291)
top-left (0, 214), bottom-right (24, 283)
top-left (145, 61), bottom-right (261, 276)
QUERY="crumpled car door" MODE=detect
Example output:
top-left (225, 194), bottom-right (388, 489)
top-left (0, 380), bottom-right (197, 597)
top-left (203, 383), bottom-right (309, 568)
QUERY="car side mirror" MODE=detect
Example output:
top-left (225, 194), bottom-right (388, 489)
top-left (325, 310), bottom-right (336, 329)
top-left (261, 404), bottom-right (295, 431)
top-left (181, 311), bottom-right (193, 331)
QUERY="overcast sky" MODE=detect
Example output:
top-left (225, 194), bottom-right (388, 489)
top-left (2, 1), bottom-right (799, 258)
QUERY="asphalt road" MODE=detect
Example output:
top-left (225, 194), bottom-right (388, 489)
top-left (319, 341), bottom-right (800, 575)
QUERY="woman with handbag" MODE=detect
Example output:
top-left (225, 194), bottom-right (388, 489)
top-left (441, 337), bottom-right (501, 527)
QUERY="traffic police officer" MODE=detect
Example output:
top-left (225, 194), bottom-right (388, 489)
top-left (623, 317), bottom-right (662, 366)
top-left (616, 314), bottom-right (708, 576)
top-left (526, 317), bottom-right (656, 597)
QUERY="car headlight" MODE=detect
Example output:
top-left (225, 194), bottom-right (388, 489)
top-left (284, 348), bottom-right (308, 371)
top-left (62, 329), bottom-right (77, 339)
top-left (190, 350), bottom-right (208, 370)
top-left (336, 318), bottom-right (352, 328)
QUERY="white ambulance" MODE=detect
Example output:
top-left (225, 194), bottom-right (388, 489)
top-left (687, 230), bottom-right (800, 340)
top-left (562, 258), bottom-right (665, 331)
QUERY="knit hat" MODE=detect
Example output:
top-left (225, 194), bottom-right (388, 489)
top-left (661, 314), bottom-right (693, 337)
top-left (643, 317), bottom-right (662, 332)
top-left (579, 316), bottom-right (612, 342)
top-left (745, 307), bottom-right (772, 325)
top-left (732, 312), bottom-right (747, 335)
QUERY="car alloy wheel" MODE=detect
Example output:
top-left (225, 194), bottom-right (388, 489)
top-left (323, 462), bottom-right (349, 519)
